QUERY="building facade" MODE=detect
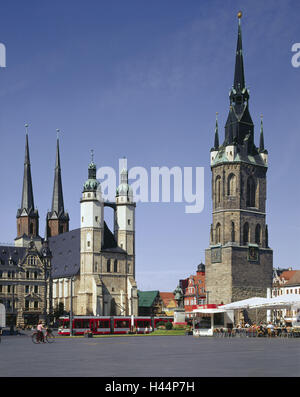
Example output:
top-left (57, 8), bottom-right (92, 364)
top-left (0, 133), bottom-right (52, 327)
top-left (205, 14), bottom-right (273, 305)
top-left (0, 130), bottom-right (138, 326)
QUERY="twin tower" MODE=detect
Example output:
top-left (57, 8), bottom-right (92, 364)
top-left (15, 132), bottom-right (138, 316)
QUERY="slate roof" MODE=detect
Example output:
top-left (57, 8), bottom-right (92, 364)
top-left (0, 246), bottom-right (26, 266)
top-left (49, 229), bottom-right (80, 279)
top-left (49, 222), bottom-right (126, 279)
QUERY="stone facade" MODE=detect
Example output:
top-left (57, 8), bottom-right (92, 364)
top-left (205, 16), bottom-right (273, 309)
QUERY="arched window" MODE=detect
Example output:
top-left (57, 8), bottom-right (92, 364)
top-left (231, 221), bottom-right (235, 242)
top-left (216, 223), bottom-right (221, 244)
top-left (30, 223), bottom-right (34, 235)
top-left (114, 260), bottom-right (118, 273)
top-left (243, 222), bottom-right (249, 245)
top-left (255, 224), bottom-right (261, 245)
top-left (227, 174), bottom-right (236, 196)
top-left (247, 176), bottom-right (256, 207)
top-left (107, 259), bottom-right (111, 273)
top-left (215, 176), bottom-right (221, 206)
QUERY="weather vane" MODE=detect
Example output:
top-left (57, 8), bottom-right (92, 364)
top-left (25, 123), bottom-right (29, 134)
top-left (91, 149), bottom-right (94, 163)
top-left (56, 129), bottom-right (60, 139)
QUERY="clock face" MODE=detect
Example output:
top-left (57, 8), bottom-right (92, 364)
top-left (248, 246), bottom-right (259, 262)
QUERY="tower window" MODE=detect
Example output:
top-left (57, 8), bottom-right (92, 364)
top-left (30, 223), bottom-right (34, 235)
top-left (247, 176), bottom-right (256, 207)
top-left (107, 259), bottom-right (111, 273)
top-left (255, 224), bottom-right (261, 245)
top-left (95, 216), bottom-right (98, 223)
top-left (128, 219), bottom-right (131, 225)
top-left (216, 223), bottom-right (221, 244)
top-left (87, 241), bottom-right (90, 247)
top-left (243, 222), bottom-right (249, 245)
top-left (215, 176), bottom-right (221, 206)
top-left (227, 173), bottom-right (236, 196)
top-left (231, 221), bottom-right (235, 242)
top-left (114, 260), bottom-right (118, 273)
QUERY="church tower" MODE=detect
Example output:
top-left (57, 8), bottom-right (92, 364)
top-left (77, 153), bottom-right (104, 315)
top-left (16, 130), bottom-right (39, 246)
top-left (47, 134), bottom-right (69, 237)
top-left (115, 160), bottom-right (136, 278)
top-left (205, 13), bottom-right (273, 305)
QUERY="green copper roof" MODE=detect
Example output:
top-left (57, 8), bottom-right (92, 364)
top-left (138, 290), bottom-right (159, 307)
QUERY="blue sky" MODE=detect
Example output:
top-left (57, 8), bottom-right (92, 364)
top-left (0, 0), bottom-right (300, 291)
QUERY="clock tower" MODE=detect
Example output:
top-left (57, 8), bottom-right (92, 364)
top-left (205, 13), bottom-right (273, 305)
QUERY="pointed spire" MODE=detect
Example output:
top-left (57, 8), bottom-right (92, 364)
top-left (51, 132), bottom-right (65, 215)
top-left (214, 112), bottom-right (219, 149)
top-left (21, 126), bottom-right (35, 212)
top-left (259, 114), bottom-right (265, 152)
top-left (234, 11), bottom-right (245, 91)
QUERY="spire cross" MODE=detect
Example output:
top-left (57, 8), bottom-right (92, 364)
top-left (91, 149), bottom-right (94, 163)
top-left (56, 129), bottom-right (60, 140)
top-left (25, 123), bottom-right (29, 135)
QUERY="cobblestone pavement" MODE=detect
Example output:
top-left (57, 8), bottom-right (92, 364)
top-left (0, 333), bottom-right (299, 377)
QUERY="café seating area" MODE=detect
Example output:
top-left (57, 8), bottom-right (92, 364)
top-left (213, 325), bottom-right (300, 338)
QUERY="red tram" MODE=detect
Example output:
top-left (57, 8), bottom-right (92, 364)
top-left (58, 315), bottom-right (173, 336)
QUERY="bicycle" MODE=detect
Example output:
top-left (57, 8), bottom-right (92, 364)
top-left (32, 328), bottom-right (55, 344)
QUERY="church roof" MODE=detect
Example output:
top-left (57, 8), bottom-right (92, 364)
top-left (49, 222), bottom-right (126, 278)
top-left (49, 229), bottom-right (81, 279)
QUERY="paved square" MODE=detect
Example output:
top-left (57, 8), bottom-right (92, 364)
top-left (0, 333), bottom-right (299, 377)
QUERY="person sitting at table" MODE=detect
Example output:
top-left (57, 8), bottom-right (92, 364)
top-left (266, 322), bottom-right (275, 337)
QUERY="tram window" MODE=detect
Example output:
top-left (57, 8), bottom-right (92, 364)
top-left (63, 320), bottom-right (69, 329)
top-left (82, 320), bottom-right (90, 329)
top-left (74, 319), bottom-right (82, 329)
top-left (115, 320), bottom-right (130, 328)
top-left (137, 320), bottom-right (150, 327)
top-left (98, 320), bottom-right (110, 328)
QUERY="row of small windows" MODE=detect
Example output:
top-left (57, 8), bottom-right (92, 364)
top-left (215, 174), bottom-right (257, 207)
top-left (0, 299), bottom-right (38, 311)
top-left (0, 270), bottom-right (41, 279)
top-left (215, 222), bottom-right (262, 245)
top-left (0, 285), bottom-right (39, 293)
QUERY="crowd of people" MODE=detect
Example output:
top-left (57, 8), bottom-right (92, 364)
top-left (215, 321), bottom-right (296, 337)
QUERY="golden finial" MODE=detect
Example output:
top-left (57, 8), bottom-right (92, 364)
top-left (237, 11), bottom-right (243, 19)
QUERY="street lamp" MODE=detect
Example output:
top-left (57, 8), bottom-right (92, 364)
top-left (69, 276), bottom-right (75, 336)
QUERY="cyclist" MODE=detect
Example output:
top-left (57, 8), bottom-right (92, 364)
top-left (36, 320), bottom-right (46, 343)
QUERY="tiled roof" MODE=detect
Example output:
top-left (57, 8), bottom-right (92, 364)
top-left (160, 292), bottom-right (175, 306)
top-left (285, 271), bottom-right (300, 286)
top-left (280, 270), bottom-right (297, 282)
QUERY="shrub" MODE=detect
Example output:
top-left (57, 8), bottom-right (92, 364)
top-left (165, 322), bottom-right (173, 330)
